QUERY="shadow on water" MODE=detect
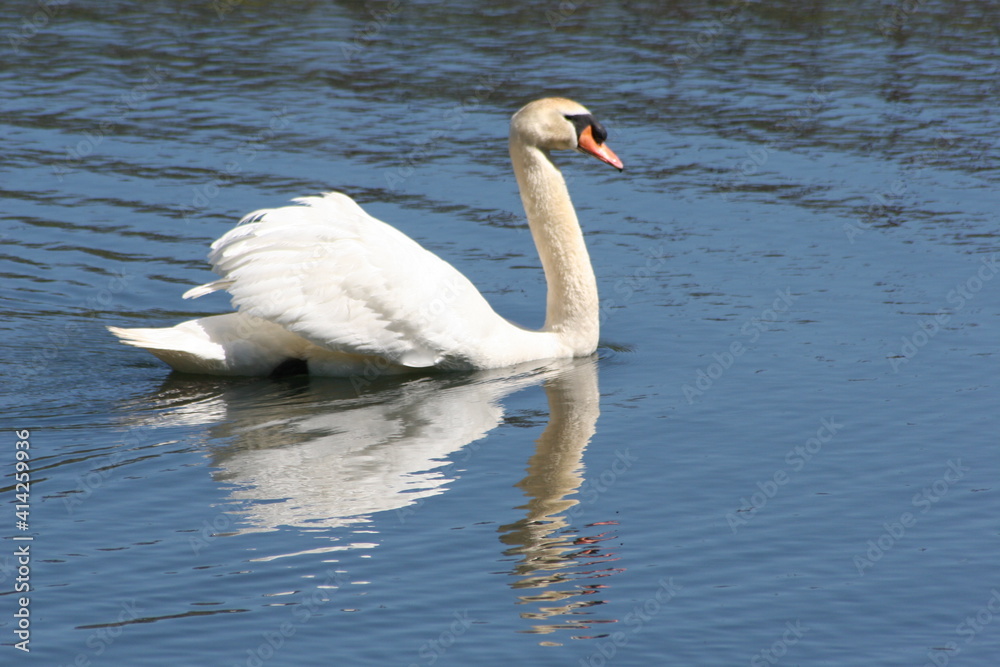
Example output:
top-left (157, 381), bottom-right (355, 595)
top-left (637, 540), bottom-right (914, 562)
top-left (116, 357), bottom-right (623, 637)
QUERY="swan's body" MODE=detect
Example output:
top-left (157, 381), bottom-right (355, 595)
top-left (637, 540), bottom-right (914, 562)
top-left (109, 98), bottom-right (623, 376)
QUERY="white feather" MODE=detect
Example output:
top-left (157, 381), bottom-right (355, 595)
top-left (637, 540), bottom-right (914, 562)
top-left (197, 192), bottom-right (516, 369)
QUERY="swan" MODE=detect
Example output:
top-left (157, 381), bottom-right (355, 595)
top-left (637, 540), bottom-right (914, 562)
top-left (108, 97), bottom-right (623, 376)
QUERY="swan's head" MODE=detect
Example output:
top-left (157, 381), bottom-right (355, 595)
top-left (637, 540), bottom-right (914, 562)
top-left (511, 97), bottom-right (624, 171)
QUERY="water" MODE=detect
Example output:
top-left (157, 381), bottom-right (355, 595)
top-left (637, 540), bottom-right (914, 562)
top-left (3, 1), bottom-right (999, 665)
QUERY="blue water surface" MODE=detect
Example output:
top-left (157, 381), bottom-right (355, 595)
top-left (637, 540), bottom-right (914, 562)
top-left (2, 2), bottom-right (999, 665)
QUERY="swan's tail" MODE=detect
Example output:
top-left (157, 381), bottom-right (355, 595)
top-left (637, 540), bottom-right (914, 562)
top-left (107, 313), bottom-right (310, 376)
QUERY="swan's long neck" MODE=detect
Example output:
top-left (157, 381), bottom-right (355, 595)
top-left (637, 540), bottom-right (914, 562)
top-left (510, 138), bottom-right (599, 353)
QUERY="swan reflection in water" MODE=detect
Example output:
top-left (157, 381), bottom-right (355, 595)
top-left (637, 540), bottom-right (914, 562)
top-left (497, 360), bottom-right (624, 639)
top-left (141, 357), bottom-right (620, 636)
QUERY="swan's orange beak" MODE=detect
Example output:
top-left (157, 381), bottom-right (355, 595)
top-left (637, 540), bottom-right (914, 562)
top-left (578, 125), bottom-right (624, 171)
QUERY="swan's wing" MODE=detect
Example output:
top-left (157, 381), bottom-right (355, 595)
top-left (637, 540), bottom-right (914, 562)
top-left (184, 192), bottom-right (501, 367)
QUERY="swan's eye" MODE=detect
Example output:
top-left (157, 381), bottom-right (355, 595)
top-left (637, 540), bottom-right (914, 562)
top-left (564, 114), bottom-right (608, 145)
top-left (589, 120), bottom-right (608, 144)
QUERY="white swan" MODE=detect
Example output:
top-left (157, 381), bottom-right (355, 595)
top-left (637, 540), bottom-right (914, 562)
top-left (109, 97), bottom-right (623, 376)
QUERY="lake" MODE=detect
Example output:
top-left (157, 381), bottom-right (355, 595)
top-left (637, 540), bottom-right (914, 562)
top-left (2, 1), bottom-right (999, 665)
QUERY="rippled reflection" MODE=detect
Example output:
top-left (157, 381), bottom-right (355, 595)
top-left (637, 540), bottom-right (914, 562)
top-left (496, 359), bottom-right (623, 640)
top-left (121, 358), bottom-right (614, 636)
top-left (136, 363), bottom-right (569, 535)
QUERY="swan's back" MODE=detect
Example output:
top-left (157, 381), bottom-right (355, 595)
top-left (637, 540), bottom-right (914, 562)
top-left (186, 192), bottom-right (515, 369)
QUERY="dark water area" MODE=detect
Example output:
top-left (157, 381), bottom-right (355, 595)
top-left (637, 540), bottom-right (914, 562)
top-left (2, 1), bottom-right (999, 665)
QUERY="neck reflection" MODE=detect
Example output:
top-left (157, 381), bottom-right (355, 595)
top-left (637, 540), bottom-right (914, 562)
top-left (499, 359), bottom-right (622, 639)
